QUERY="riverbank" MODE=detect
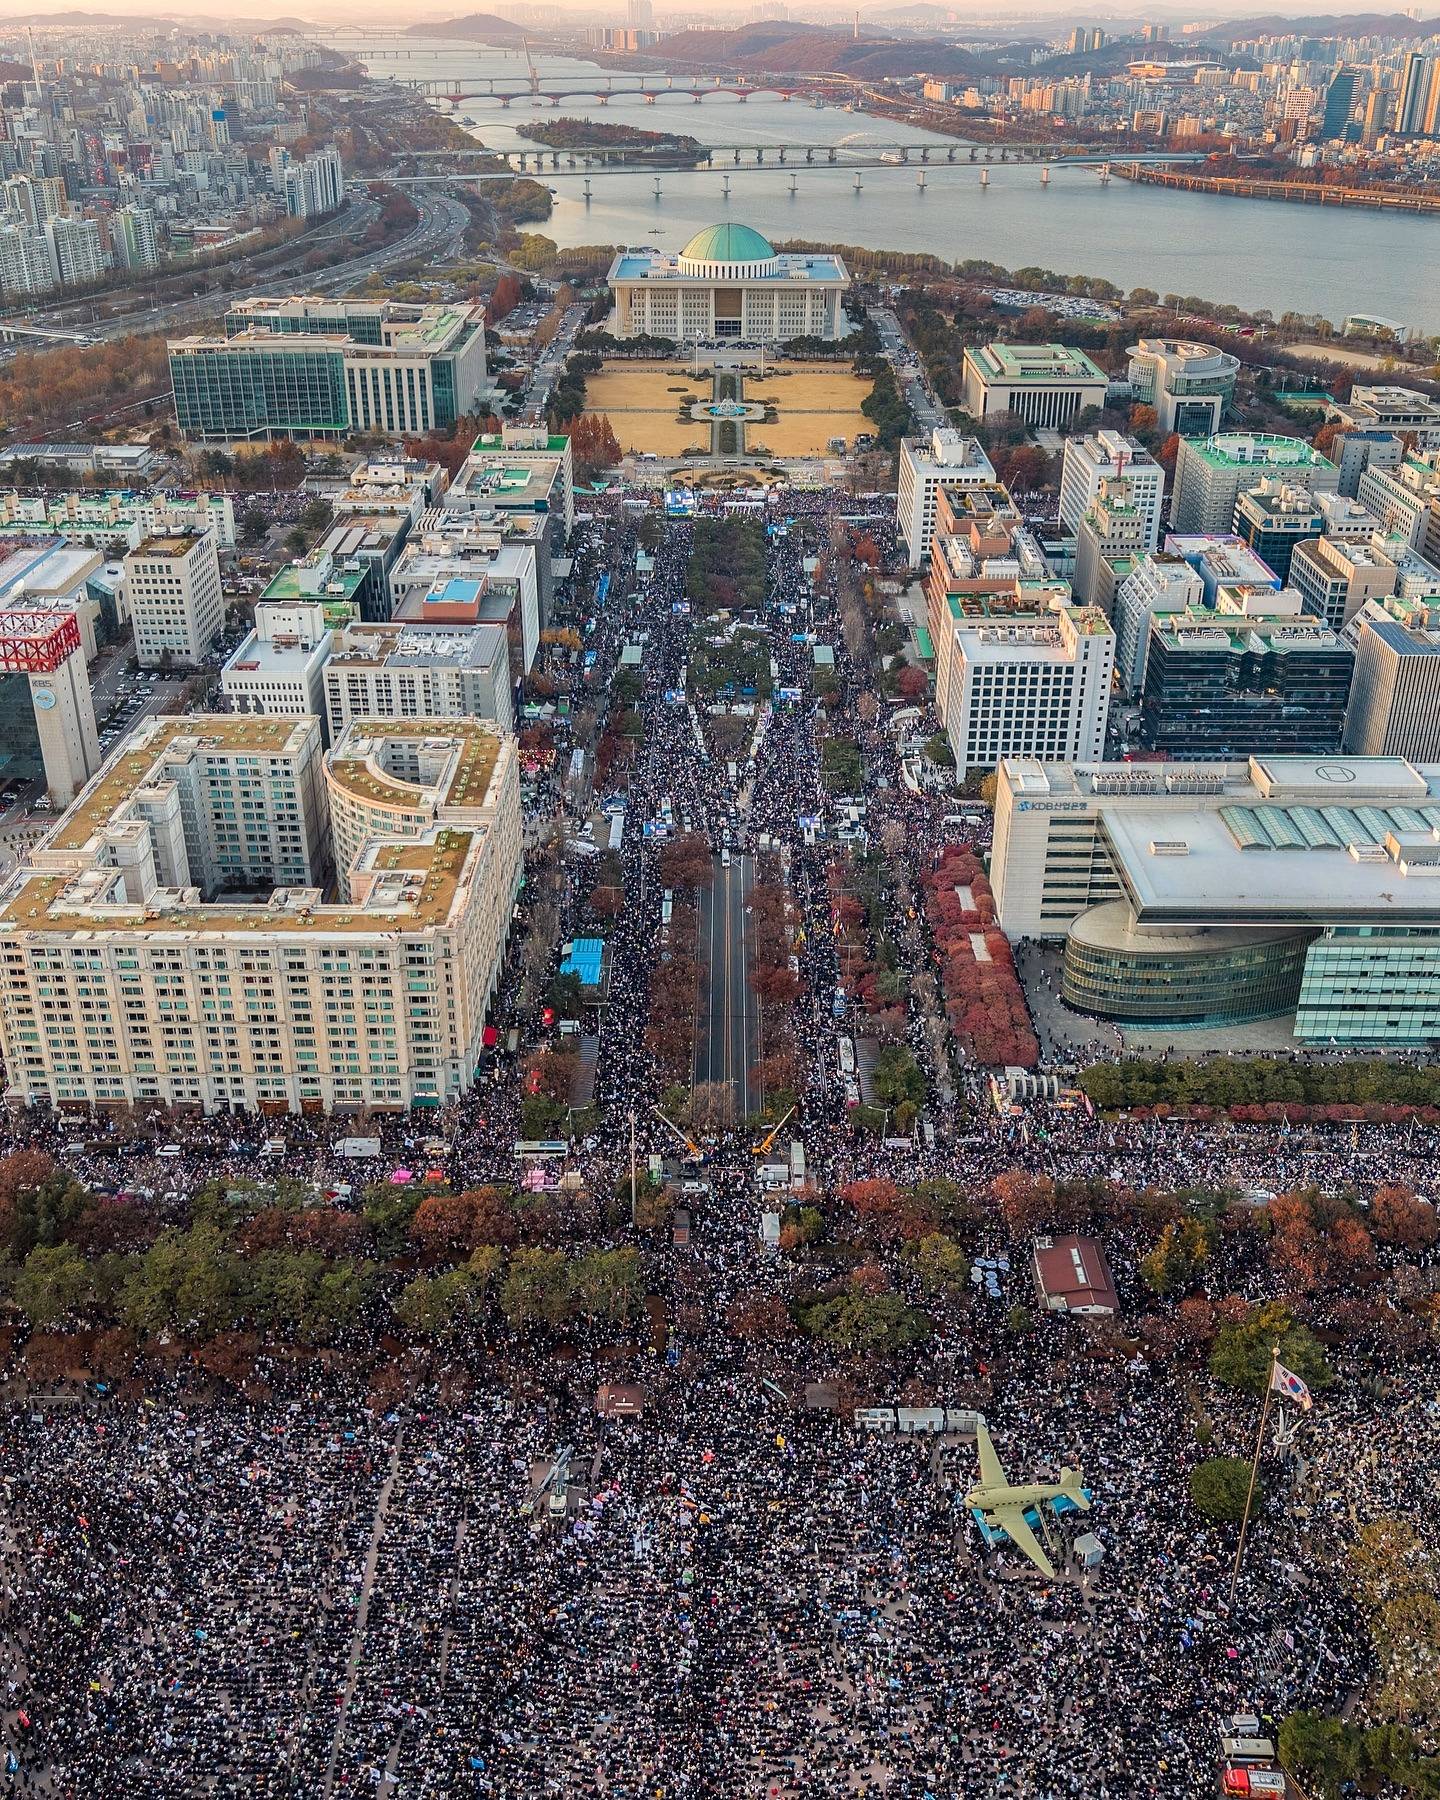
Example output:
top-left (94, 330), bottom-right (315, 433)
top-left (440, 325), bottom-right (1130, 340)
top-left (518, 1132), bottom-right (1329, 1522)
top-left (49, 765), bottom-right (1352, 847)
top-left (1115, 161), bottom-right (1440, 216)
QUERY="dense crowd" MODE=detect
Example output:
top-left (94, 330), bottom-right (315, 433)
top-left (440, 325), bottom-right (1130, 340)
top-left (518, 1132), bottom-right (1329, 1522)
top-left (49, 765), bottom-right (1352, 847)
top-left (1, 485), bottom-right (1435, 1797)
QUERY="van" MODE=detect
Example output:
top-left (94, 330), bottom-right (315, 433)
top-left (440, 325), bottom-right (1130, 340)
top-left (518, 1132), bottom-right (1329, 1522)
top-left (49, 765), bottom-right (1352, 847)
top-left (721, 847), bottom-right (731, 868)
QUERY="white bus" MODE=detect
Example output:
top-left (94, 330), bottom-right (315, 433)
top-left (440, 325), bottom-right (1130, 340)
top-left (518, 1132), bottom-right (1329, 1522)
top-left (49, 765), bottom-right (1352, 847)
top-left (837, 1036), bottom-right (855, 1077)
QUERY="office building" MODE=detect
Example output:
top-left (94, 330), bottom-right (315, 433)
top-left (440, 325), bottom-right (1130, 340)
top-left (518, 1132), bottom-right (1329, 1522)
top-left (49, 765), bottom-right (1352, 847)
top-left (961, 343), bottom-right (1109, 431)
top-left (935, 603), bottom-right (1114, 779)
top-left (607, 225), bottom-right (849, 343)
top-left (0, 713), bottom-right (522, 1114)
top-left (1138, 590), bottom-right (1352, 759)
top-left (1329, 386), bottom-right (1440, 450)
top-left (0, 488), bottom-right (234, 551)
top-left (992, 752), bottom-right (1440, 1044)
top-left (0, 541), bottom-right (104, 806)
top-left (1171, 433), bottom-right (1339, 534)
top-left (1165, 533), bottom-right (1281, 605)
top-left (390, 515), bottom-right (544, 679)
top-left (1059, 430), bottom-right (1163, 552)
top-left (443, 427), bottom-right (575, 623)
top-left (1126, 338), bottom-right (1240, 437)
top-left (221, 599), bottom-right (335, 728)
top-left (1233, 480), bottom-right (1325, 583)
top-left (331, 458), bottom-right (448, 524)
top-left (1314, 490), bottom-right (1384, 542)
top-left (1343, 598), bottom-right (1440, 760)
top-left (1072, 476), bottom-right (1150, 615)
top-left (897, 429), bottom-right (997, 568)
top-left (1290, 534), bottom-right (1397, 632)
top-left (1330, 428), bottom-right (1403, 499)
top-left (1357, 454), bottom-right (1440, 560)
top-left (124, 530), bottom-right (224, 668)
top-left (324, 619), bottom-right (513, 744)
top-left (169, 298), bottom-right (488, 443)
top-left (1113, 553), bottom-right (1205, 695)
top-left (1320, 68), bottom-right (1356, 138)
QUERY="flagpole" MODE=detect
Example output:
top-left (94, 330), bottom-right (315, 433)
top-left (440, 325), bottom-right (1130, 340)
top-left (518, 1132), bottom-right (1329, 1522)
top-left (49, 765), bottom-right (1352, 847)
top-left (1229, 1342), bottom-right (1279, 1606)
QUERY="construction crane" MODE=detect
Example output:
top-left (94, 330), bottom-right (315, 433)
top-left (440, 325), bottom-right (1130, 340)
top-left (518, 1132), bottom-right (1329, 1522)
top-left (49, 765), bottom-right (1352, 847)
top-left (521, 36), bottom-right (540, 98)
top-left (651, 1105), bottom-right (703, 1161)
top-left (751, 1106), bottom-right (796, 1157)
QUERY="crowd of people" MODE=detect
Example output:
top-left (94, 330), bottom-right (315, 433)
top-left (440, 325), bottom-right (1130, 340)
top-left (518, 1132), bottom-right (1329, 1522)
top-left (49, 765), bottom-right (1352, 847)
top-left (1, 483), bottom-right (1435, 1797)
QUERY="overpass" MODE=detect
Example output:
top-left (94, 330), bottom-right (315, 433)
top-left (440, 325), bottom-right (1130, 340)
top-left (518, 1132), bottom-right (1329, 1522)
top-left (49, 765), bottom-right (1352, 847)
top-left (0, 321), bottom-right (96, 347)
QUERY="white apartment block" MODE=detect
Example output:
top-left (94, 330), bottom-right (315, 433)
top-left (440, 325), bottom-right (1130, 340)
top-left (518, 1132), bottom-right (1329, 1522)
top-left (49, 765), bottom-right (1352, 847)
top-left (0, 714), bottom-right (522, 1114)
top-left (936, 604), bottom-right (1115, 777)
top-left (1059, 430), bottom-right (1164, 552)
top-left (897, 429), bottom-right (996, 568)
top-left (324, 620), bottom-right (513, 742)
top-left (124, 531), bottom-right (225, 667)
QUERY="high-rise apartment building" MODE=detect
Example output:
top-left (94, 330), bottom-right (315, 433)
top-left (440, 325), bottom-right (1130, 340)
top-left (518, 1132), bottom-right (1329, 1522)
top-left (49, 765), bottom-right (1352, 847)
top-left (124, 530), bottom-right (225, 667)
top-left (110, 203), bottom-right (159, 270)
top-left (282, 144), bottom-right (345, 218)
top-left (323, 620), bottom-right (513, 742)
top-left (44, 214), bottom-right (108, 289)
top-left (0, 714), bottom-right (522, 1114)
top-left (0, 222), bottom-right (56, 298)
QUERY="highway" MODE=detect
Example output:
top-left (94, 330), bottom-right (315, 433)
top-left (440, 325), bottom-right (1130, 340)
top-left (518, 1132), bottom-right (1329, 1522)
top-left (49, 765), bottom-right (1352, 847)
top-left (694, 852), bottom-right (755, 1120)
top-left (35, 190), bottom-right (472, 345)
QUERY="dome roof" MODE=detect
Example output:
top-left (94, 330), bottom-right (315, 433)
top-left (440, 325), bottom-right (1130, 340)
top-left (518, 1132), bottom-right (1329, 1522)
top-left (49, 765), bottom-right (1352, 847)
top-left (678, 223), bottom-right (776, 264)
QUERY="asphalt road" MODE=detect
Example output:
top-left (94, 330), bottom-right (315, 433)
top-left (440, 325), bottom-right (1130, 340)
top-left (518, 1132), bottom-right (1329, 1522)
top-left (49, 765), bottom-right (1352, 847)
top-left (694, 853), bottom-right (755, 1120)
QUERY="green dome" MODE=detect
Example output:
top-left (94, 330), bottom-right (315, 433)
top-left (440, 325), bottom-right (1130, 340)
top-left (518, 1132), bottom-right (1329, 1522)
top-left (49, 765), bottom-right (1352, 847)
top-left (679, 223), bottom-right (775, 264)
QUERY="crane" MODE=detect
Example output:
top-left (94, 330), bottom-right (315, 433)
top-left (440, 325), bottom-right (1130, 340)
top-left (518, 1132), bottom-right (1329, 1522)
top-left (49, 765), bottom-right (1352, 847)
top-left (751, 1105), bottom-right (796, 1157)
top-left (651, 1105), bottom-right (703, 1162)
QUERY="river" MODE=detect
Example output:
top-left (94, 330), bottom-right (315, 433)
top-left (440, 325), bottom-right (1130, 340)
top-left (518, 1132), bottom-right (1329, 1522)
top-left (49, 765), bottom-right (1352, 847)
top-left (322, 33), bottom-right (1440, 333)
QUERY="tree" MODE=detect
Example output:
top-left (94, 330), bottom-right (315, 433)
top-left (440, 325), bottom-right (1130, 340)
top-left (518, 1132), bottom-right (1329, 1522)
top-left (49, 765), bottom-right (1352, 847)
top-left (905, 1233), bottom-right (970, 1297)
top-left (12, 1243), bottom-right (91, 1328)
top-left (394, 1266), bottom-right (485, 1339)
top-left (1370, 1184), bottom-right (1439, 1252)
top-left (0, 1149), bottom-right (58, 1253)
top-left (568, 1247), bottom-right (642, 1326)
top-left (570, 412), bottom-right (623, 479)
top-left (727, 1295), bottom-right (794, 1342)
top-left (1208, 1301), bottom-right (1331, 1396)
top-left (1140, 1217), bottom-right (1213, 1296)
top-left (500, 1247), bottom-right (573, 1329)
top-left (659, 833), bottom-right (714, 889)
top-left (1349, 1517), bottom-right (1440, 1728)
top-left (1278, 1713), bottom-right (1362, 1800)
top-left (1190, 1455), bottom-right (1259, 1523)
top-left (803, 1291), bottom-right (930, 1355)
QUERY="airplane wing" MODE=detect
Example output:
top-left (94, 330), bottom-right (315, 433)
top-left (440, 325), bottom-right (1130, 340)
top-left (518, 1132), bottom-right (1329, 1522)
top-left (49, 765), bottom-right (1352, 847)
top-left (989, 1507), bottom-right (1056, 1579)
top-left (976, 1424), bottom-right (1006, 1490)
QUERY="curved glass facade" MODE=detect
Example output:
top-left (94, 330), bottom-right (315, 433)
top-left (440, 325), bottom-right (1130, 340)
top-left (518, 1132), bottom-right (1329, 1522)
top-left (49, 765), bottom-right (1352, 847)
top-left (1062, 905), bottom-right (1315, 1026)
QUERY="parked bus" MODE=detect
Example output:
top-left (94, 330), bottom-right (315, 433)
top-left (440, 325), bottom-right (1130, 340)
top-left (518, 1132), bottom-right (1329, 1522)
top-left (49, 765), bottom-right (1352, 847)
top-left (837, 1036), bottom-right (856, 1077)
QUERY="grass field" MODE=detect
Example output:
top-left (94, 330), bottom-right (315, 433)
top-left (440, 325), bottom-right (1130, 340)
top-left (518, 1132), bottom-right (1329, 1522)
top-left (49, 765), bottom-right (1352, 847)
top-left (743, 366), bottom-right (873, 457)
top-left (584, 362), bottom-right (709, 456)
top-left (586, 358), bottom-right (874, 460)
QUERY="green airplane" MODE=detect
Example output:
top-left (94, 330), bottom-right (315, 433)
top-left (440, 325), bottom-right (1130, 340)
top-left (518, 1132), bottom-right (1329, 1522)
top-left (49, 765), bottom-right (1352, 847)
top-left (964, 1423), bottom-right (1089, 1578)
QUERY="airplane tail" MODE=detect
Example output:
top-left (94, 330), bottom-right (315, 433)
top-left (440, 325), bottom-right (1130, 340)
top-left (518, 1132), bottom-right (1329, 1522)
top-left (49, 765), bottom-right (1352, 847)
top-left (1057, 1468), bottom-right (1090, 1510)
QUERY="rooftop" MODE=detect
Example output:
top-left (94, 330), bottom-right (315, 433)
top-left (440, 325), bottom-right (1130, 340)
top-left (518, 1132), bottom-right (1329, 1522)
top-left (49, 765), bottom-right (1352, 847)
top-left (1185, 432), bottom-right (1337, 472)
top-left (968, 342), bottom-right (1107, 384)
top-left (326, 717), bottom-right (504, 817)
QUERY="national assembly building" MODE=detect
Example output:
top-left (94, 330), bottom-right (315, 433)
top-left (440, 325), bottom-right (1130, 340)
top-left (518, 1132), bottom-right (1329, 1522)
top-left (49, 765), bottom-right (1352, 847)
top-left (607, 224), bottom-right (849, 344)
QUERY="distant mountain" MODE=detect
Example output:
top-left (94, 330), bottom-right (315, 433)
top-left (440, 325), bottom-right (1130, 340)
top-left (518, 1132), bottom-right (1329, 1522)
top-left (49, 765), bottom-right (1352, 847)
top-left (653, 22), bottom-right (982, 79)
top-left (411, 12), bottom-right (525, 41)
top-left (8, 8), bottom-right (312, 23)
top-left (1212, 11), bottom-right (1440, 38)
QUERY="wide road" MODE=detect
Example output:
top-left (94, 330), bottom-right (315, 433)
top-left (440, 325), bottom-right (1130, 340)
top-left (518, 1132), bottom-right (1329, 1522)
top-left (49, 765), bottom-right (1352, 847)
top-left (694, 853), bottom-right (754, 1121)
